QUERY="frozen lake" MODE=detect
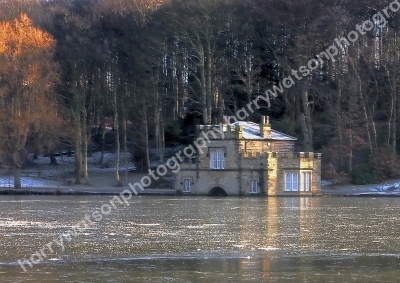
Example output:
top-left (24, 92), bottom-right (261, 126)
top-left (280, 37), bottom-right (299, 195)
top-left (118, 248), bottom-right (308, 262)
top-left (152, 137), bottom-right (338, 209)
top-left (1, 195), bottom-right (400, 282)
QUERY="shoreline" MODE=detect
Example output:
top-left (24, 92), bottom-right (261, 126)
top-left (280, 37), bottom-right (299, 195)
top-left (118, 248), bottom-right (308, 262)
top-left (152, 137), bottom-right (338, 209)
top-left (4, 154), bottom-right (400, 197)
top-left (0, 187), bottom-right (176, 195)
top-left (1, 174), bottom-right (400, 197)
top-left (1, 187), bottom-right (400, 197)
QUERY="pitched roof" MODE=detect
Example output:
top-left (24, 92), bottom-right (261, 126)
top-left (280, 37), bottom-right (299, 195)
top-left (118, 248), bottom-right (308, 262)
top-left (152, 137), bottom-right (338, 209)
top-left (231, 121), bottom-right (297, 141)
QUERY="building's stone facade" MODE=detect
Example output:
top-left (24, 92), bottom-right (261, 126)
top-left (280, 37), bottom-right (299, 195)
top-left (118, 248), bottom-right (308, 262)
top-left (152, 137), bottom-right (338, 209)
top-left (174, 117), bottom-right (321, 196)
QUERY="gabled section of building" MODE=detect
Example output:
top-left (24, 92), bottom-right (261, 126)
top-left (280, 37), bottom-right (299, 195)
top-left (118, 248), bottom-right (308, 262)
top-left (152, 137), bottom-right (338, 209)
top-left (174, 116), bottom-right (321, 196)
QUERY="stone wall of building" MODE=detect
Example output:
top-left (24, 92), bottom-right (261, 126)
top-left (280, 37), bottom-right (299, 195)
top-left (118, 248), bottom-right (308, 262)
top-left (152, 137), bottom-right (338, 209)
top-left (175, 169), bottom-right (241, 195)
top-left (269, 152), bottom-right (321, 196)
top-left (238, 140), bottom-right (294, 153)
top-left (266, 153), bottom-right (278, 196)
top-left (175, 153), bottom-right (321, 196)
top-left (197, 139), bottom-right (240, 170)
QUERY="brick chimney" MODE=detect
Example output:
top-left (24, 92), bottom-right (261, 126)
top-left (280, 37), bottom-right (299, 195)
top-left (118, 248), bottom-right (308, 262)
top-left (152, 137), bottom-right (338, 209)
top-left (236, 124), bottom-right (243, 139)
top-left (260, 116), bottom-right (271, 139)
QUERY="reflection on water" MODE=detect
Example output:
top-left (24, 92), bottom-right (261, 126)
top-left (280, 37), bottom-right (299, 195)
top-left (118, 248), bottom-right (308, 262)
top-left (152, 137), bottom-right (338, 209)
top-left (1, 195), bottom-right (400, 282)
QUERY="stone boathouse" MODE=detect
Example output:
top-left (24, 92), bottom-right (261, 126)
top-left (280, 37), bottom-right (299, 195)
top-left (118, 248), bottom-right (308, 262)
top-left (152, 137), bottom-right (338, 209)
top-left (173, 116), bottom-right (321, 196)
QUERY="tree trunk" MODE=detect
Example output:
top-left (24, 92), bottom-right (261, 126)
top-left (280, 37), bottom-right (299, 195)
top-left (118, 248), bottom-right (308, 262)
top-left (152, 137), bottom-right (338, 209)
top-left (67, 146), bottom-right (72, 157)
top-left (60, 151), bottom-right (66, 178)
top-left (206, 45), bottom-right (212, 124)
top-left (99, 115), bottom-right (106, 165)
top-left (178, 76), bottom-right (185, 119)
top-left (75, 125), bottom-right (82, 184)
top-left (114, 88), bottom-right (122, 186)
top-left (123, 113), bottom-right (128, 187)
top-left (300, 113), bottom-right (311, 151)
top-left (156, 107), bottom-right (164, 164)
top-left (49, 152), bottom-right (58, 165)
top-left (348, 125), bottom-right (353, 173)
top-left (348, 92), bottom-right (353, 173)
top-left (143, 110), bottom-right (151, 171)
top-left (173, 76), bottom-right (179, 120)
top-left (348, 83), bottom-right (357, 173)
top-left (82, 127), bottom-right (89, 185)
top-left (393, 89), bottom-right (397, 154)
top-left (337, 78), bottom-right (343, 167)
top-left (216, 87), bottom-right (223, 124)
top-left (359, 94), bottom-right (374, 155)
top-left (301, 88), bottom-right (314, 152)
top-left (200, 63), bottom-right (208, 124)
top-left (14, 166), bottom-right (21, 188)
top-left (351, 58), bottom-right (374, 155)
top-left (390, 78), bottom-right (398, 154)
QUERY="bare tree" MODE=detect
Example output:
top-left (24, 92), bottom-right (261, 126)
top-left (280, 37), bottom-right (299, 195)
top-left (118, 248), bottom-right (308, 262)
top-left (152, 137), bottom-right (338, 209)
top-left (0, 13), bottom-right (62, 188)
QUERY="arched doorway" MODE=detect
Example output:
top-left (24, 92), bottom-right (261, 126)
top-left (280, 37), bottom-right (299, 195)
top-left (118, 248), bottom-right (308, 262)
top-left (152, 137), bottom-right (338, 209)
top-left (208, 187), bottom-right (228, 196)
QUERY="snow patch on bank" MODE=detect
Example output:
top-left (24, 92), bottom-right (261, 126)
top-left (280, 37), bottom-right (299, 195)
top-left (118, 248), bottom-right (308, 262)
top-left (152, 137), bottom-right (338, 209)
top-left (359, 182), bottom-right (400, 195)
top-left (0, 150), bottom-right (137, 188)
top-left (30, 151), bottom-right (136, 177)
top-left (321, 180), bottom-right (337, 186)
top-left (322, 179), bottom-right (400, 195)
top-left (0, 177), bottom-right (61, 187)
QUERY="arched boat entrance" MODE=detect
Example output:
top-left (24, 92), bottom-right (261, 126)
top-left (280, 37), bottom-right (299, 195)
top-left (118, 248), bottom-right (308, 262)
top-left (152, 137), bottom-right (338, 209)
top-left (207, 187), bottom-right (228, 196)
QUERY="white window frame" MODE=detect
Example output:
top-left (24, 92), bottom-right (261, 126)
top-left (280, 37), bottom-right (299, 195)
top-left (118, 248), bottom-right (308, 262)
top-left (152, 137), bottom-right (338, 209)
top-left (183, 178), bottom-right (192, 192)
top-left (210, 150), bottom-right (225, 169)
top-left (285, 172), bottom-right (299, 191)
top-left (300, 171), bottom-right (312, 192)
top-left (250, 179), bottom-right (259, 193)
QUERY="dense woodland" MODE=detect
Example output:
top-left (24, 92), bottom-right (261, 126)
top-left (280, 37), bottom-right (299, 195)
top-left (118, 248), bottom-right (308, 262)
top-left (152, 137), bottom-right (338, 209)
top-left (1, 0), bottom-right (400, 187)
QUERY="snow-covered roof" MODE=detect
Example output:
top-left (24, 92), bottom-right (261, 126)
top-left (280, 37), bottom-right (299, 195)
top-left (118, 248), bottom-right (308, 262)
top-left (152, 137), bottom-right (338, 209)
top-left (231, 121), bottom-right (297, 141)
